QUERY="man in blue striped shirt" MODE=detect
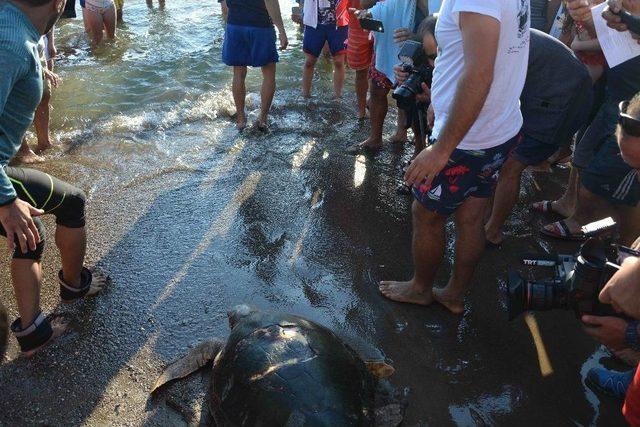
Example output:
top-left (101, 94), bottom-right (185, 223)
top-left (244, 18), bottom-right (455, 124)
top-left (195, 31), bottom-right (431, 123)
top-left (0, 0), bottom-right (105, 357)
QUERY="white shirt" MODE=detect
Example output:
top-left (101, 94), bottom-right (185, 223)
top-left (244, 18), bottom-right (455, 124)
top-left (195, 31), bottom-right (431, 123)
top-left (431, 0), bottom-right (530, 150)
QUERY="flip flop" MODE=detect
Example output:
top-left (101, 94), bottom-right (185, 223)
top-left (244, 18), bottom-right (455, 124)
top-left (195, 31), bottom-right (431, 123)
top-left (540, 220), bottom-right (586, 241)
top-left (531, 201), bottom-right (554, 214)
top-left (346, 143), bottom-right (382, 156)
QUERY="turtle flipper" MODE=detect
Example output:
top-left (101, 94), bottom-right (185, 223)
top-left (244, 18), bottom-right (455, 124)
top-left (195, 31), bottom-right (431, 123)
top-left (365, 361), bottom-right (395, 379)
top-left (151, 338), bottom-right (225, 393)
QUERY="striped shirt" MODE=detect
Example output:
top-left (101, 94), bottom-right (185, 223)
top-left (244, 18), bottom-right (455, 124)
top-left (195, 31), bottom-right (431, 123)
top-left (0, 1), bottom-right (43, 205)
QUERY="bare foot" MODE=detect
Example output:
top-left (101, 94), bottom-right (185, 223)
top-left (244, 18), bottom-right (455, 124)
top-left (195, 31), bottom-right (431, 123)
top-left (14, 148), bottom-right (45, 164)
top-left (357, 109), bottom-right (369, 120)
top-left (432, 287), bottom-right (465, 314)
top-left (236, 113), bottom-right (247, 130)
top-left (253, 118), bottom-right (268, 132)
top-left (347, 136), bottom-right (383, 155)
top-left (22, 317), bottom-right (69, 358)
top-left (87, 270), bottom-right (109, 297)
top-left (36, 139), bottom-right (54, 152)
top-left (389, 132), bottom-right (407, 145)
top-left (549, 201), bottom-right (573, 218)
top-left (61, 269), bottom-right (108, 304)
top-left (379, 280), bottom-right (434, 306)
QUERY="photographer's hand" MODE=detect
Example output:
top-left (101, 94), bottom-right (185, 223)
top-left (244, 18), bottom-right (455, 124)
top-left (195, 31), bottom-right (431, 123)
top-left (567, 0), bottom-right (594, 23)
top-left (393, 64), bottom-right (409, 85)
top-left (427, 103), bottom-right (435, 129)
top-left (582, 315), bottom-right (627, 350)
top-left (415, 82), bottom-right (431, 104)
top-left (599, 257), bottom-right (640, 319)
top-left (349, 8), bottom-right (372, 20)
top-left (394, 28), bottom-right (413, 44)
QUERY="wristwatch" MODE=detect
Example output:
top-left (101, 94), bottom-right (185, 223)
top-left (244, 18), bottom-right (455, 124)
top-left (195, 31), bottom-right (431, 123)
top-left (625, 320), bottom-right (640, 352)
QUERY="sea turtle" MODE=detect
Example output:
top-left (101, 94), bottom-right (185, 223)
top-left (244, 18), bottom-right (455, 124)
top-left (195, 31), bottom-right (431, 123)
top-left (152, 305), bottom-right (404, 426)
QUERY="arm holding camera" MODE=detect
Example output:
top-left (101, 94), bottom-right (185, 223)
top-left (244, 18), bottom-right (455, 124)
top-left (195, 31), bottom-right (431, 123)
top-left (603, 0), bottom-right (640, 42)
top-left (582, 256), bottom-right (640, 350)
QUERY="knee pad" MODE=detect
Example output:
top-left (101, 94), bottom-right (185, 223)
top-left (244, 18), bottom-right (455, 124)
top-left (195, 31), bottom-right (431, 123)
top-left (13, 217), bottom-right (46, 261)
top-left (56, 188), bottom-right (86, 228)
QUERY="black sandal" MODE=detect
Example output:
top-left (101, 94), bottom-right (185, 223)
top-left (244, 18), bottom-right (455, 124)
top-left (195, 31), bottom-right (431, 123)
top-left (11, 312), bottom-right (53, 355)
top-left (59, 267), bottom-right (93, 303)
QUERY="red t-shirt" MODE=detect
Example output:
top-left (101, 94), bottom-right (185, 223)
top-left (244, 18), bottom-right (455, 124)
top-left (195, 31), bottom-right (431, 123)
top-left (624, 366), bottom-right (640, 426)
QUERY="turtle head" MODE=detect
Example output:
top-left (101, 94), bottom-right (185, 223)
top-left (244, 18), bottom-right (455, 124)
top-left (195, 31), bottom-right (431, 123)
top-left (227, 304), bottom-right (256, 329)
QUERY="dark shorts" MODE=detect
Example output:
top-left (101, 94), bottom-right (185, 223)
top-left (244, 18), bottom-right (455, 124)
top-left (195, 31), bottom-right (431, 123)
top-left (222, 24), bottom-right (279, 67)
top-left (573, 94), bottom-right (619, 170)
top-left (511, 135), bottom-right (558, 166)
top-left (303, 24), bottom-right (348, 58)
top-left (0, 167), bottom-right (86, 260)
top-left (412, 134), bottom-right (522, 216)
top-left (581, 135), bottom-right (640, 207)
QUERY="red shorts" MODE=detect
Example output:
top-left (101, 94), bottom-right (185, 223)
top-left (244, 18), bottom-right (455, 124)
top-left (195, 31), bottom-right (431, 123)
top-left (368, 53), bottom-right (393, 90)
top-left (347, 27), bottom-right (373, 71)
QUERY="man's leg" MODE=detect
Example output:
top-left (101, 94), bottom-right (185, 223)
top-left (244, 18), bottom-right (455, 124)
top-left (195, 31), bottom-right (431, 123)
top-left (34, 81), bottom-right (53, 152)
top-left (391, 108), bottom-right (408, 144)
top-left (302, 53), bottom-right (318, 98)
top-left (232, 66), bottom-right (248, 129)
top-left (379, 200), bottom-right (445, 305)
top-left (485, 157), bottom-right (527, 245)
top-left (553, 184), bottom-right (616, 235)
top-left (10, 260), bottom-right (42, 329)
top-left (433, 196), bottom-right (490, 314)
top-left (258, 62), bottom-right (276, 128)
top-left (56, 226), bottom-right (87, 288)
top-left (83, 7), bottom-right (104, 45)
top-left (332, 53), bottom-right (346, 99)
top-left (549, 166), bottom-right (579, 218)
top-left (103, 6), bottom-right (117, 39)
top-left (355, 68), bottom-right (368, 119)
top-left (359, 82), bottom-right (388, 149)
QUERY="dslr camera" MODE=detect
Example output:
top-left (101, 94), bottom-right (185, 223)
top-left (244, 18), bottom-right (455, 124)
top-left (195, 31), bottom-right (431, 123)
top-left (392, 40), bottom-right (434, 112)
top-left (506, 218), bottom-right (639, 320)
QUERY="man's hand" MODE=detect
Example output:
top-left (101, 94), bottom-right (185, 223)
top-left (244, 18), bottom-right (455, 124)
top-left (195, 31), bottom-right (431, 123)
top-left (427, 103), bottom-right (435, 129)
top-left (566, 0), bottom-right (594, 23)
top-left (393, 64), bottom-right (409, 85)
top-left (599, 257), bottom-right (640, 319)
top-left (0, 199), bottom-right (44, 254)
top-left (394, 27), bottom-right (412, 44)
top-left (582, 315), bottom-right (628, 350)
top-left (604, 0), bottom-right (640, 41)
top-left (404, 143), bottom-right (450, 187)
top-left (278, 29), bottom-right (289, 50)
top-left (415, 82), bottom-right (431, 104)
top-left (291, 13), bottom-right (302, 25)
top-left (349, 8), bottom-right (371, 20)
top-left (44, 69), bottom-right (60, 88)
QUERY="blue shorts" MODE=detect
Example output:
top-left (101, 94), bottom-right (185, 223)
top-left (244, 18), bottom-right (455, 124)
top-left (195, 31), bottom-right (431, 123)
top-left (222, 24), bottom-right (279, 67)
top-left (303, 24), bottom-right (348, 58)
top-left (511, 135), bottom-right (558, 166)
top-left (412, 134), bottom-right (522, 216)
top-left (581, 134), bottom-right (640, 207)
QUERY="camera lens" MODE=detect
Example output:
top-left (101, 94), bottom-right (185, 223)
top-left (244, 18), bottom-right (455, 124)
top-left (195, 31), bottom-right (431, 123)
top-left (507, 270), bottom-right (569, 320)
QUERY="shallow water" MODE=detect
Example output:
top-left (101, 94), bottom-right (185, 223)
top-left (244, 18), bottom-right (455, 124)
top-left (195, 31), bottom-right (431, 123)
top-left (0, 1), bottom-right (627, 425)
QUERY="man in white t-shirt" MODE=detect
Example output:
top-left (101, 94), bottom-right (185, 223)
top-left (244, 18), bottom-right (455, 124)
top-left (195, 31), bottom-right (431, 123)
top-left (380, 0), bottom-right (530, 314)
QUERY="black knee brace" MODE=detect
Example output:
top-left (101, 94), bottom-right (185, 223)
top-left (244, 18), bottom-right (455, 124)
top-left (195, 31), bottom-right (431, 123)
top-left (13, 217), bottom-right (46, 261)
top-left (55, 187), bottom-right (86, 229)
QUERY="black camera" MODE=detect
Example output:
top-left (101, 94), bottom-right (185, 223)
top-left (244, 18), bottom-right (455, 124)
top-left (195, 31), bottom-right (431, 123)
top-left (506, 218), bottom-right (638, 320)
top-left (392, 40), bottom-right (433, 112)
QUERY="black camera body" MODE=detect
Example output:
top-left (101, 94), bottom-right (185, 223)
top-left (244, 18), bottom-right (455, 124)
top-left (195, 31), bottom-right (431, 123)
top-left (506, 218), bottom-right (637, 320)
top-left (392, 40), bottom-right (434, 112)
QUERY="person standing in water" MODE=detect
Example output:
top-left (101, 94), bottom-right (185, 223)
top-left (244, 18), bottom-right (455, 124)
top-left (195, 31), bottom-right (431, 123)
top-left (301, 0), bottom-right (349, 98)
top-left (222, 0), bottom-right (288, 130)
top-left (81, 0), bottom-right (117, 45)
top-left (0, 0), bottom-right (106, 356)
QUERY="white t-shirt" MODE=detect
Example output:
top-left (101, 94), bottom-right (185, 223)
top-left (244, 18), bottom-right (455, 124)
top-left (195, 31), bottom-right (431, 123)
top-left (431, 0), bottom-right (530, 150)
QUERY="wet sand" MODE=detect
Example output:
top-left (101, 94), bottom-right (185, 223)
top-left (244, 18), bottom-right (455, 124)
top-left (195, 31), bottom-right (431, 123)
top-left (0, 1), bottom-right (628, 425)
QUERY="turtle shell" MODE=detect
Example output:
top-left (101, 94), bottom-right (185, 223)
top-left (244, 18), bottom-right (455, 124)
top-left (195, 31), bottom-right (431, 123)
top-left (209, 311), bottom-right (376, 426)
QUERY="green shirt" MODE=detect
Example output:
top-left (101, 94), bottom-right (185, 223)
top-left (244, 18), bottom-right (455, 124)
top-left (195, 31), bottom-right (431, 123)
top-left (0, 1), bottom-right (43, 205)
